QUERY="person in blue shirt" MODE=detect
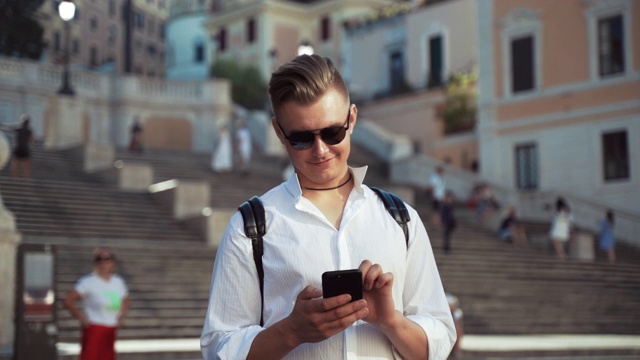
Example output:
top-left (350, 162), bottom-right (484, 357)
top-left (598, 210), bottom-right (616, 263)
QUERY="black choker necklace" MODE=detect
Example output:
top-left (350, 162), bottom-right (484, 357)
top-left (304, 173), bottom-right (353, 191)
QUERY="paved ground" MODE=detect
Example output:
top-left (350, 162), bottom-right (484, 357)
top-left (55, 334), bottom-right (640, 359)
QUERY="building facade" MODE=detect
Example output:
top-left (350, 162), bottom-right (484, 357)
top-left (345, 0), bottom-right (479, 170)
top-left (203, 0), bottom-right (394, 82)
top-left (477, 0), bottom-right (639, 216)
top-left (166, 0), bottom-right (215, 80)
top-left (40, 0), bottom-right (168, 76)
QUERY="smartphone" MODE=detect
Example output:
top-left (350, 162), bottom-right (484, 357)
top-left (322, 269), bottom-right (363, 302)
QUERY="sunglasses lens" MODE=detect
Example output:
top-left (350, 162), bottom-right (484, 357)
top-left (95, 256), bottom-right (113, 262)
top-left (320, 126), bottom-right (347, 145)
top-left (288, 132), bottom-right (315, 150)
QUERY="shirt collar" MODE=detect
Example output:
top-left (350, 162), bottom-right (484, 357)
top-left (284, 165), bottom-right (369, 200)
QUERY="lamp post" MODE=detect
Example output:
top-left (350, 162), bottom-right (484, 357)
top-left (57, 1), bottom-right (76, 96)
top-left (297, 40), bottom-right (314, 56)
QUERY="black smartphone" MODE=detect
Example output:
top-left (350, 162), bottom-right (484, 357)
top-left (322, 269), bottom-right (363, 302)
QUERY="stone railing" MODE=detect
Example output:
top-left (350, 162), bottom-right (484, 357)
top-left (0, 58), bottom-right (108, 94)
top-left (352, 120), bottom-right (414, 162)
top-left (0, 57), bottom-right (228, 104)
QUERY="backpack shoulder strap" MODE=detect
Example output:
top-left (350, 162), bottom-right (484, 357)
top-left (370, 187), bottom-right (411, 247)
top-left (238, 196), bottom-right (266, 326)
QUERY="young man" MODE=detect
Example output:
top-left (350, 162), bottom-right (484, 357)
top-left (201, 55), bottom-right (456, 359)
top-left (428, 167), bottom-right (446, 226)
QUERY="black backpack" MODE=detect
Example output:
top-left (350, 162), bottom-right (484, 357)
top-left (237, 187), bottom-right (410, 326)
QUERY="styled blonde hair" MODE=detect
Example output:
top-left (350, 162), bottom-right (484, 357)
top-left (268, 54), bottom-right (349, 117)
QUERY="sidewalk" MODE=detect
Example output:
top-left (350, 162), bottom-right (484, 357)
top-left (461, 334), bottom-right (640, 352)
top-left (56, 334), bottom-right (640, 359)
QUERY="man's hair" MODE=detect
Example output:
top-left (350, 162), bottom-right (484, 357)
top-left (268, 54), bottom-right (349, 117)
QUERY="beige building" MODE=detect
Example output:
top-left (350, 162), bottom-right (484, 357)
top-left (40, 0), bottom-right (168, 76)
top-left (204, 0), bottom-right (394, 81)
top-left (477, 1), bottom-right (639, 222)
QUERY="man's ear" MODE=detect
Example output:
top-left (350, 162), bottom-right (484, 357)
top-left (272, 117), bottom-right (286, 144)
top-left (349, 104), bottom-right (358, 135)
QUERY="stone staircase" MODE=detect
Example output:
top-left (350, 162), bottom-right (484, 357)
top-left (0, 176), bottom-right (201, 241)
top-left (2, 141), bottom-right (640, 359)
top-left (54, 244), bottom-right (214, 342)
top-left (429, 222), bottom-right (640, 335)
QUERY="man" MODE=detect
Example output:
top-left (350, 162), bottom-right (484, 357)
top-left (201, 55), bottom-right (455, 359)
top-left (428, 166), bottom-right (446, 226)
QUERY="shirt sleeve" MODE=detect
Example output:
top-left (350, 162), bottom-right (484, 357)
top-left (402, 206), bottom-right (457, 360)
top-left (74, 275), bottom-right (90, 296)
top-left (116, 275), bottom-right (129, 297)
top-left (201, 213), bottom-right (265, 360)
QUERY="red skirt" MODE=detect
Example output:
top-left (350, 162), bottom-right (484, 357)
top-left (80, 324), bottom-right (117, 360)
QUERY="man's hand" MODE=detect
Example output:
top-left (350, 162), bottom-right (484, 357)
top-left (358, 260), bottom-right (398, 329)
top-left (248, 285), bottom-right (369, 359)
top-left (282, 285), bottom-right (369, 346)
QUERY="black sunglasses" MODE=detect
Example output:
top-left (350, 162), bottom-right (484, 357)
top-left (276, 109), bottom-right (351, 150)
top-left (95, 255), bottom-right (114, 262)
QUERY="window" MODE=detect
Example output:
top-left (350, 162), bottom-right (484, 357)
top-left (389, 51), bottom-right (404, 94)
top-left (320, 16), bottom-right (330, 41)
top-left (598, 15), bottom-right (625, 77)
top-left (135, 12), bottom-right (145, 29)
top-left (218, 27), bottom-right (227, 52)
top-left (428, 35), bottom-right (443, 87)
top-left (602, 130), bottom-right (629, 181)
top-left (90, 16), bottom-right (98, 31)
top-left (89, 46), bottom-right (98, 67)
top-left (515, 143), bottom-right (538, 190)
top-left (109, 0), bottom-right (116, 17)
top-left (246, 18), bottom-right (256, 44)
top-left (194, 40), bottom-right (204, 63)
top-left (511, 36), bottom-right (534, 93)
top-left (108, 25), bottom-right (117, 44)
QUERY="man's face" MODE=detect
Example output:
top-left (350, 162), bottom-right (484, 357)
top-left (272, 88), bottom-right (356, 189)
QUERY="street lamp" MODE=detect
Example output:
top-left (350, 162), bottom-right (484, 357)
top-left (57, 0), bottom-right (76, 96)
top-left (297, 41), bottom-right (314, 56)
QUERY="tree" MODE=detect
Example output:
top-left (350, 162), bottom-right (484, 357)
top-left (210, 59), bottom-right (268, 110)
top-left (441, 70), bottom-right (477, 135)
top-left (0, 0), bottom-right (46, 59)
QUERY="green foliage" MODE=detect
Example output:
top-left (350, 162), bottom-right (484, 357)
top-left (442, 70), bottom-right (477, 134)
top-left (0, 0), bottom-right (46, 59)
top-left (210, 59), bottom-right (268, 110)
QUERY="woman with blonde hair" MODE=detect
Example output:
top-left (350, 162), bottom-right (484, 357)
top-left (64, 247), bottom-right (129, 360)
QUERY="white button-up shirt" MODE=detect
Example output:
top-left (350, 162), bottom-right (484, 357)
top-left (201, 167), bottom-right (456, 359)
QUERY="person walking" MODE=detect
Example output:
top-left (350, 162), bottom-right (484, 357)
top-left (549, 197), bottom-right (573, 260)
top-left (598, 210), bottom-right (616, 263)
top-left (211, 123), bottom-right (232, 173)
top-left (234, 119), bottom-right (252, 174)
top-left (201, 54), bottom-right (456, 360)
top-left (1, 114), bottom-right (34, 178)
top-left (440, 191), bottom-right (457, 253)
top-left (128, 118), bottom-right (144, 152)
top-left (63, 247), bottom-right (129, 360)
top-left (428, 166), bottom-right (446, 226)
